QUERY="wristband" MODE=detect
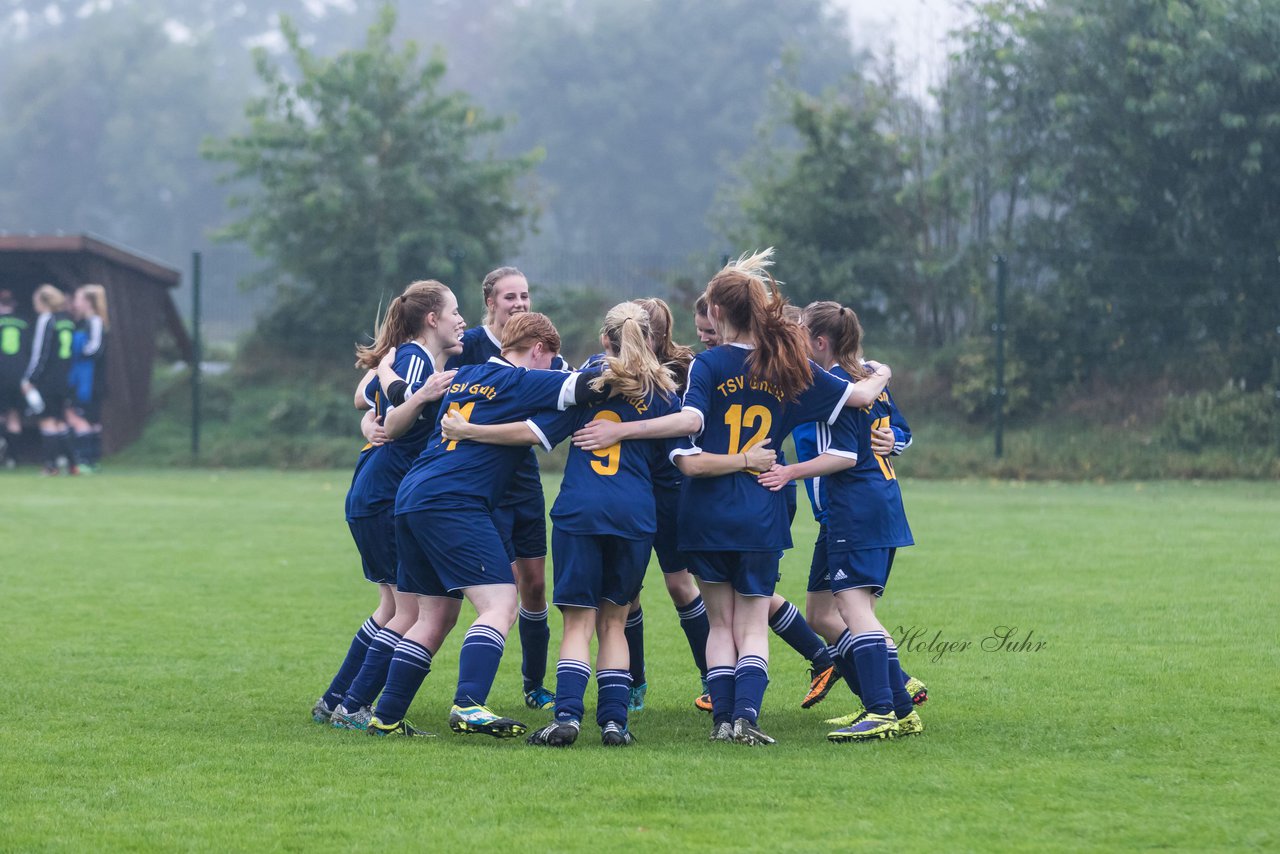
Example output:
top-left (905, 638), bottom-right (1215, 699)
top-left (386, 379), bottom-right (408, 406)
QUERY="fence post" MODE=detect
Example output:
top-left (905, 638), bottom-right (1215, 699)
top-left (191, 250), bottom-right (202, 460)
top-left (994, 255), bottom-right (1007, 459)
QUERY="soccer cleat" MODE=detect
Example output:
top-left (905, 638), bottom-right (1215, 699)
top-left (601, 722), bottom-right (636, 747)
top-left (733, 717), bottom-right (776, 746)
top-left (524, 686), bottom-right (555, 710)
top-left (906, 676), bottom-right (928, 706)
top-left (709, 721), bottom-right (735, 742)
top-left (801, 664), bottom-right (841, 708)
top-left (449, 704), bottom-right (528, 738)
top-left (366, 716), bottom-right (435, 737)
top-left (311, 697), bottom-right (335, 724)
top-left (694, 692), bottom-right (712, 712)
top-left (827, 711), bottom-right (899, 743)
top-left (896, 710), bottom-right (924, 737)
top-left (628, 681), bottom-right (647, 712)
top-left (330, 704), bottom-right (374, 731)
top-left (525, 719), bottom-right (581, 747)
top-left (824, 696), bottom-right (865, 727)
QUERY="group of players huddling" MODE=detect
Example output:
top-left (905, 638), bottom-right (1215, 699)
top-left (311, 251), bottom-right (927, 747)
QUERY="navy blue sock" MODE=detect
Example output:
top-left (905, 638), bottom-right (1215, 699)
top-left (596, 669), bottom-right (632, 729)
top-left (676, 596), bottom-right (710, 678)
top-left (553, 658), bottom-right (591, 723)
top-left (706, 666), bottom-right (735, 725)
top-left (323, 617), bottom-right (380, 707)
top-left (769, 601), bottom-right (832, 670)
top-left (886, 643), bottom-right (915, 717)
top-left (850, 631), bottom-right (893, 714)
top-left (342, 626), bottom-right (402, 709)
top-left (454, 624), bottom-right (506, 707)
top-left (732, 655), bottom-right (769, 725)
top-left (625, 608), bottom-right (646, 684)
top-left (57, 429), bottom-right (74, 465)
top-left (518, 607), bottom-right (550, 691)
top-left (371, 638), bottom-right (432, 725)
top-left (832, 634), bottom-right (862, 699)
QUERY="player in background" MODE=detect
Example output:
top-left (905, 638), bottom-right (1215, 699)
top-left (368, 313), bottom-right (603, 738)
top-left (692, 295), bottom-right (847, 711)
top-left (446, 266), bottom-right (561, 711)
top-left (312, 281), bottom-right (463, 729)
top-left (21, 285), bottom-right (77, 475)
top-left (758, 301), bottom-right (921, 742)
top-left (0, 290), bottom-right (30, 469)
top-left (573, 251), bottom-right (891, 744)
top-left (64, 285), bottom-right (108, 472)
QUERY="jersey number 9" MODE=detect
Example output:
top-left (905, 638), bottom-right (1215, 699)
top-left (588, 410), bottom-right (622, 476)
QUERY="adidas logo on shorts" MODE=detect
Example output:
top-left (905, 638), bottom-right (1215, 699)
top-left (833, 569), bottom-right (848, 581)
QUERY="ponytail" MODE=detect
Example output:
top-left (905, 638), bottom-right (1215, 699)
top-left (802, 301), bottom-right (868, 379)
top-left (633, 297), bottom-right (693, 388)
top-left (592, 303), bottom-right (676, 401)
top-left (704, 249), bottom-right (812, 401)
top-left (355, 280), bottom-right (451, 369)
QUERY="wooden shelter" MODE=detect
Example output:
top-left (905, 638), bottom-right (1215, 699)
top-left (0, 234), bottom-right (191, 454)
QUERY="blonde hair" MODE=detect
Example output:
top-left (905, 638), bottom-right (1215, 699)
top-left (482, 266), bottom-right (526, 325)
top-left (633, 297), bottom-right (693, 388)
top-left (704, 249), bottom-right (812, 401)
top-left (591, 302), bottom-right (677, 401)
top-left (77, 284), bottom-right (110, 330)
top-left (500, 312), bottom-right (560, 356)
top-left (34, 284), bottom-right (67, 313)
top-left (355, 280), bottom-right (452, 369)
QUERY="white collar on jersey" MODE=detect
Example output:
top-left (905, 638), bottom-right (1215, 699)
top-left (728, 342), bottom-right (756, 349)
top-left (483, 325), bottom-right (503, 349)
top-left (486, 355), bottom-right (514, 367)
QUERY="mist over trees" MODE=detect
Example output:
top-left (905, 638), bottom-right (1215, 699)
top-left (2, 0), bottom-right (1277, 417)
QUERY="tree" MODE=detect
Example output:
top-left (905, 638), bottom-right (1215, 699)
top-left (203, 5), bottom-right (539, 357)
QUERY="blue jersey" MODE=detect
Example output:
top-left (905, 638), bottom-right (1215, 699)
top-left (583, 351), bottom-right (685, 493)
top-left (673, 344), bottom-right (853, 552)
top-left (447, 325), bottom-right (566, 509)
top-left (818, 365), bottom-right (914, 550)
top-left (395, 357), bottom-right (576, 515)
top-left (794, 370), bottom-right (912, 524)
top-left (531, 388), bottom-right (679, 538)
top-left (346, 343), bottom-right (444, 519)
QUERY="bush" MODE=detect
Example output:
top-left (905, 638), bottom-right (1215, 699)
top-left (1159, 383), bottom-right (1280, 452)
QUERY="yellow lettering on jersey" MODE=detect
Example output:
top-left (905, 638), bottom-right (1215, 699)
top-left (444, 401), bottom-right (476, 450)
top-left (871, 414), bottom-right (896, 480)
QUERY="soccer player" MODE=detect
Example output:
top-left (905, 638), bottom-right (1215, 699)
top-left (21, 285), bottom-right (77, 475)
top-left (693, 294), bottom-right (845, 711)
top-left (573, 251), bottom-right (892, 744)
top-left (368, 312), bottom-right (601, 738)
top-left (313, 281), bottom-right (463, 729)
top-left (758, 301), bottom-right (921, 742)
top-left (446, 266), bottom-right (561, 711)
top-left (0, 289), bottom-right (30, 469)
top-left (64, 285), bottom-right (108, 472)
top-left (618, 297), bottom-right (708, 713)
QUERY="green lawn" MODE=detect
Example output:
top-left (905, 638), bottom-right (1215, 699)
top-left (1, 471), bottom-right (1276, 851)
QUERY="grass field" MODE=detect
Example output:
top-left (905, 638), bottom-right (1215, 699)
top-left (1, 471), bottom-right (1276, 851)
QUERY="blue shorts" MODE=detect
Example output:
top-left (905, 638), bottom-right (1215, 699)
top-left (651, 485), bottom-right (688, 574)
top-left (807, 526), bottom-right (831, 593)
top-left (551, 529), bottom-right (651, 609)
top-left (828, 547), bottom-right (897, 597)
top-left (395, 508), bottom-right (513, 598)
top-left (687, 550), bottom-right (781, 598)
top-left (347, 509), bottom-right (398, 585)
top-left (494, 496), bottom-right (547, 561)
